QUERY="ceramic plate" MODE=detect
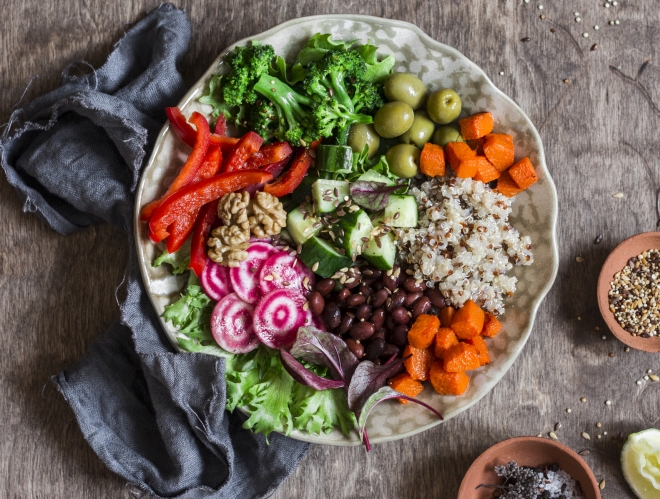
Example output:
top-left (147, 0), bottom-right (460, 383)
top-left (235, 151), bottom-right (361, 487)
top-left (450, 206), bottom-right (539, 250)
top-left (134, 15), bottom-right (559, 446)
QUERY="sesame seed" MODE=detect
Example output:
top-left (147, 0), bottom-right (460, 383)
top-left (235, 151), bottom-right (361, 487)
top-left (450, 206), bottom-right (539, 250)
top-left (580, 397), bottom-right (587, 402)
top-left (303, 301), bottom-right (309, 311)
top-left (602, 335), bottom-right (607, 340)
top-left (604, 431), bottom-right (608, 435)
top-left (596, 422), bottom-right (602, 427)
top-left (599, 480), bottom-right (606, 490)
top-left (625, 347), bottom-right (631, 352)
top-left (644, 375), bottom-right (650, 381)
top-left (605, 400), bottom-right (612, 406)
top-left (597, 435), bottom-right (602, 439)
top-left (538, 4), bottom-right (543, 9)
top-left (579, 450), bottom-right (590, 456)
top-left (499, 71), bottom-right (504, 75)
top-left (582, 32), bottom-right (589, 38)
top-left (567, 408), bottom-right (572, 413)
top-left (612, 0), bottom-right (618, 4)
top-left (563, 78), bottom-right (569, 83)
top-left (651, 375), bottom-right (660, 381)
top-left (637, 380), bottom-right (643, 385)
top-left (609, 20), bottom-right (615, 25)
top-left (263, 275), bottom-right (274, 281)
top-left (648, 369), bottom-right (653, 374)
top-left (574, 11), bottom-right (580, 16)
top-left (594, 25), bottom-right (600, 30)
top-left (582, 432), bottom-right (591, 440)
top-left (549, 432), bottom-right (558, 440)
top-left (555, 422), bottom-right (562, 431)
top-left (605, 2), bottom-right (611, 7)
top-left (575, 17), bottom-right (581, 22)
top-left (615, 19), bottom-right (620, 24)
top-left (312, 262), bottom-right (319, 272)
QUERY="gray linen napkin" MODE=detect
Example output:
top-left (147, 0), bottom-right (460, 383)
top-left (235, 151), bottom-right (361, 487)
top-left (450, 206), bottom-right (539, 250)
top-left (0, 4), bottom-right (309, 498)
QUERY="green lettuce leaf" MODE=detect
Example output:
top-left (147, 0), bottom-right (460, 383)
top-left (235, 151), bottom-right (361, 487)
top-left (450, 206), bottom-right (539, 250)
top-left (292, 381), bottom-right (356, 435)
top-left (353, 43), bottom-right (396, 82)
top-left (152, 239), bottom-right (191, 275)
top-left (294, 33), bottom-right (358, 66)
top-left (199, 74), bottom-right (238, 120)
top-left (268, 55), bottom-right (306, 85)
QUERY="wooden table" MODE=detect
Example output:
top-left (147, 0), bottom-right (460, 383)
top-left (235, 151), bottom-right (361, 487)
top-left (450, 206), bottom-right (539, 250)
top-left (2, 1), bottom-right (659, 497)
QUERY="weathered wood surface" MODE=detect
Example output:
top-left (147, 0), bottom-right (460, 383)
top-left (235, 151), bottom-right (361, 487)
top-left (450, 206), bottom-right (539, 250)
top-left (1, 1), bottom-right (659, 497)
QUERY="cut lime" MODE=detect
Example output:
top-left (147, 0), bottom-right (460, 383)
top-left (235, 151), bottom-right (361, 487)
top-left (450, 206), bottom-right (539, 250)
top-left (622, 429), bottom-right (660, 499)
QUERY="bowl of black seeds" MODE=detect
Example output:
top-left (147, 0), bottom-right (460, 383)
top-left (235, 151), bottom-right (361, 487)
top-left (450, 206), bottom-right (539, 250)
top-left (457, 436), bottom-right (600, 499)
top-left (597, 232), bottom-right (660, 352)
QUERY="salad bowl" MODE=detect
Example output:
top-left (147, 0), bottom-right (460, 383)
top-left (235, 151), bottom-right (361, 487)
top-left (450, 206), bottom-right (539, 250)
top-left (134, 15), bottom-right (559, 445)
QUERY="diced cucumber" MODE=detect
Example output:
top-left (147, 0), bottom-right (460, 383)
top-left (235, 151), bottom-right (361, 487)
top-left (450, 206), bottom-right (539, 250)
top-left (363, 232), bottom-right (397, 270)
top-left (312, 179), bottom-right (350, 214)
top-left (286, 206), bottom-right (321, 245)
top-left (357, 169), bottom-right (396, 186)
top-left (316, 145), bottom-right (353, 173)
top-left (338, 210), bottom-right (373, 257)
top-left (299, 237), bottom-right (353, 278)
top-left (374, 195), bottom-right (418, 228)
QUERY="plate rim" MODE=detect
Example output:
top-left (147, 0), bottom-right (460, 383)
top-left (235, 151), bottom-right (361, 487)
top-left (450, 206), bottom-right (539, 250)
top-left (134, 14), bottom-right (560, 446)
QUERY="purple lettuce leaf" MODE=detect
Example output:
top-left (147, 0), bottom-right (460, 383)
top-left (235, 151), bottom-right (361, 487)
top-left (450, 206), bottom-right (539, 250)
top-left (346, 358), bottom-right (405, 414)
top-left (349, 181), bottom-right (402, 211)
top-left (289, 326), bottom-right (359, 383)
top-left (357, 386), bottom-right (444, 450)
top-left (280, 350), bottom-right (345, 390)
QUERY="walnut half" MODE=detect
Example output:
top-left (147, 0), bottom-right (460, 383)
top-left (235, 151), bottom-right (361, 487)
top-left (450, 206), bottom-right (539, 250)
top-left (207, 224), bottom-right (250, 267)
top-left (249, 191), bottom-right (287, 238)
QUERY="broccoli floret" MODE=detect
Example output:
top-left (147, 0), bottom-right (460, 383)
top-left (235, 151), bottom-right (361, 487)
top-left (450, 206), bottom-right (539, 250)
top-left (246, 100), bottom-right (285, 142)
top-left (252, 73), bottom-right (319, 145)
top-left (303, 50), bottom-right (367, 112)
top-left (222, 42), bottom-right (275, 107)
top-left (350, 80), bottom-right (385, 114)
top-left (311, 100), bottom-right (373, 145)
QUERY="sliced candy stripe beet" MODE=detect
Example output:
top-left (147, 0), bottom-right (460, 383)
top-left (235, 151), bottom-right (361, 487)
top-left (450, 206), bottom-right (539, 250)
top-left (253, 288), bottom-right (307, 349)
top-left (200, 257), bottom-right (233, 301)
top-left (259, 251), bottom-right (315, 296)
top-left (229, 241), bottom-right (278, 304)
top-left (210, 293), bottom-right (260, 353)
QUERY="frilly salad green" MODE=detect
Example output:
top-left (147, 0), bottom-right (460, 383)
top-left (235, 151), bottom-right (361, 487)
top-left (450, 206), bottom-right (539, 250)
top-left (622, 429), bottom-right (660, 499)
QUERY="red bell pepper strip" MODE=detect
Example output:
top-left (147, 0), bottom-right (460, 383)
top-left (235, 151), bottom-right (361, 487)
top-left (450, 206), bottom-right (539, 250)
top-left (149, 170), bottom-right (273, 245)
top-left (188, 200), bottom-right (219, 276)
top-left (166, 107), bottom-right (237, 149)
top-left (263, 148), bottom-right (312, 197)
top-left (309, 137), bottom-right (323, 150)
top-left (214, 114), bottom-right (227, 136)
top-left (209, 135), bottom-right (239, 149)
top-left (245, 142), bottom-right (293, 170)
top-left (262, 157), bottom-right (291, 179)
top-left (165, 214), bottom-right (198, 254)
top-left (196, 146), bottom-right (223, 179)
top-left (222, 131), bottom-right (264, 173)
top-left (141, 112), bottom-right (211, 221)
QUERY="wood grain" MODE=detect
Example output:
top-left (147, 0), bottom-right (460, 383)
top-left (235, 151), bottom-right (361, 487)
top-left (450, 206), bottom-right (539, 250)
top-left (1, 1), bottom-right (659, 498)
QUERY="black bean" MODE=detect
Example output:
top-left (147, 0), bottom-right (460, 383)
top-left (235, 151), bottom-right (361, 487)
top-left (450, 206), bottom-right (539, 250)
top-left (337, 288), bottom-right (350, 305)
top-left (308, 291), bottom-right (325, 316)
top-left (391, 306), bottom-right (411, 325)
top-left (425, 288), bottom-right (446, 309)
top-left (346, 293), bottom-right (366, 307)
top-left (403, 291), bottom-right (424, 308)
top-left (344, 275), bottom-right (361, 290)
top-left (315, 278), bottom-right (336, 296)
top-left (371, 288), bottom-right (389, 308)
top-left (336, 314), bottom-right (354, 335)
top-left (365, 337), bottom-right (385, 360)
top-left (356, 304), bottom-right (372, 321)
top-left (372, 328), bottom-right (387, 340)
top-left (324, 302), bottom-right (341, 329)
top-left (345, 339), bottom-right (364, 358)
top-left (370, 308), bottom-right (385, 331)
top-left (373, 281), bottom-right (384, 290)
top-left (349, 321), bottom-right (375, 341)
top-left (381, 343), bottom-right (401, 359)
top-left (363, 267), bottom-right (382, 280)
top-left (391, 325), bottom-right (409, 347)
top-left (403, 276), bottom-right (426, 293)
top-left (383, 265), bottom-right (403, 291)
top-left (411, 296), bottom-right (432, 319)
top-left (358, 284), bottom-right (373, 299)
top-left (385, 315), bottom-right (396, 331)
top-left (387, 289), bottom-right (406, 312)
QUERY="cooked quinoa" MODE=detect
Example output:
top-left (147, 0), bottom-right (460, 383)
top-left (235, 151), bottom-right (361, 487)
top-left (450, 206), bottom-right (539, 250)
top-left (396, 177), bottom-right (533, 315)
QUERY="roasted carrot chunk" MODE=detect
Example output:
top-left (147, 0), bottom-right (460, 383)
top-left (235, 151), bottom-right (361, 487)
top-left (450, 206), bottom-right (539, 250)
top-left (483, 134), bottom-right (515, 172)
top-left (420, 142), bottom-right (446, 177)
top-left (481, 313), bottom-right (502, 338)
top-left (451, 300), bottom-right (485, 339)
top-left (496, 171), bottom-right (523, 198)
top-left (443, 342), bottom-right (481, 372)
top-left (439, 307), bottom-right (456, 328)
top-left (388, 373), bottom-right (424, 404)
top-left (508, 157), bottom-right (539, 190)
top-left (408, 314), bottom-right (441, 349)
top-left (434, 327), bottom-right (459, 358)
top-left (429, 361), bottom-right (470, 396)
top-left (466, 336), bottom-right (490, 366)
top-left (473, 156), bottom-right (501, 183)
top-left (458, 112), bottom-right (494, 140)
top-left (453, 156), bottom-right (485, 178)
top-left (403, 345), bottom-right (435, 381)
top-left (445, 142), bottom-right (476, 171)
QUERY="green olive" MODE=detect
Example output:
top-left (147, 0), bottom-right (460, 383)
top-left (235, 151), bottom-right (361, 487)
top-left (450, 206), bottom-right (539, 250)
top-left (347, 123), bottom-right (381, 158)
top-left (385, 144), bottom-right (420, 178)
top-left (399, 111), bottom-right (436, 148)
top-left (373, 101), bottom-right (414, 139)
top-left (426, 88), bottom-right (462, 124)
top-left (384, 73), bottom-right (428, 110)
top-left (432, 125), bottom-right (464, 147)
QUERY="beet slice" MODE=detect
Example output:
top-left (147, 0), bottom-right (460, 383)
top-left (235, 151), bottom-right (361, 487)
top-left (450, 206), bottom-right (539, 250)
top-left (259, 251), bottom-right (315, 296)
top-left (200, 257), bottom-right (233, 301)
top-left (253, 288), bottom-right (307, 349)
top-left (210, 293), bottom-right (260, 353)
top-left (229, 241), bottom-right (278, 304)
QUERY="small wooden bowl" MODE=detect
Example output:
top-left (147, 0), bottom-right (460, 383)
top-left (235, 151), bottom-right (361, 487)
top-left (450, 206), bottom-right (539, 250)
top-left (457, 436), bottom-right (600, 499)
top-left (597, 232), bottom-right (660, 352)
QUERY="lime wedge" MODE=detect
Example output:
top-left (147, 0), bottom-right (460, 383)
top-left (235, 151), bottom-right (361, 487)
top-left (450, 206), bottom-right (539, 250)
top-left (622, 429), bottom-right (660, 499)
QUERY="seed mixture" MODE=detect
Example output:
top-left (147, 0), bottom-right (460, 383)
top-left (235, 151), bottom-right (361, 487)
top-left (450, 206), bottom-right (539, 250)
top-left (397, 177), bottom-right (533, 315)
top-left (480, 461), bottom-right (584, 499)
top-left (607, 249), bottom-right (660, 337)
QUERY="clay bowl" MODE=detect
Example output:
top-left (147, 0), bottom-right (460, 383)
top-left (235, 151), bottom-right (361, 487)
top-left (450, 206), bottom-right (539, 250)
top-left (597, 232), bottom-right (660, 352)
top-left (458, 436), bottom-right (600, 499)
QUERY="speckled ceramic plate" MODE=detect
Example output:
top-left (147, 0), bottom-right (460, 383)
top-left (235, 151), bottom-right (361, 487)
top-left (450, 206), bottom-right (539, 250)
top-left (134, 15), bottom-right (559, 446)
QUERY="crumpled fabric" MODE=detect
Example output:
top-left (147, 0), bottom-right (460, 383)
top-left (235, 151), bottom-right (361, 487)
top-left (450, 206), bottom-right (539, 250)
top-left (0, 4), bottom-right (309, 498)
